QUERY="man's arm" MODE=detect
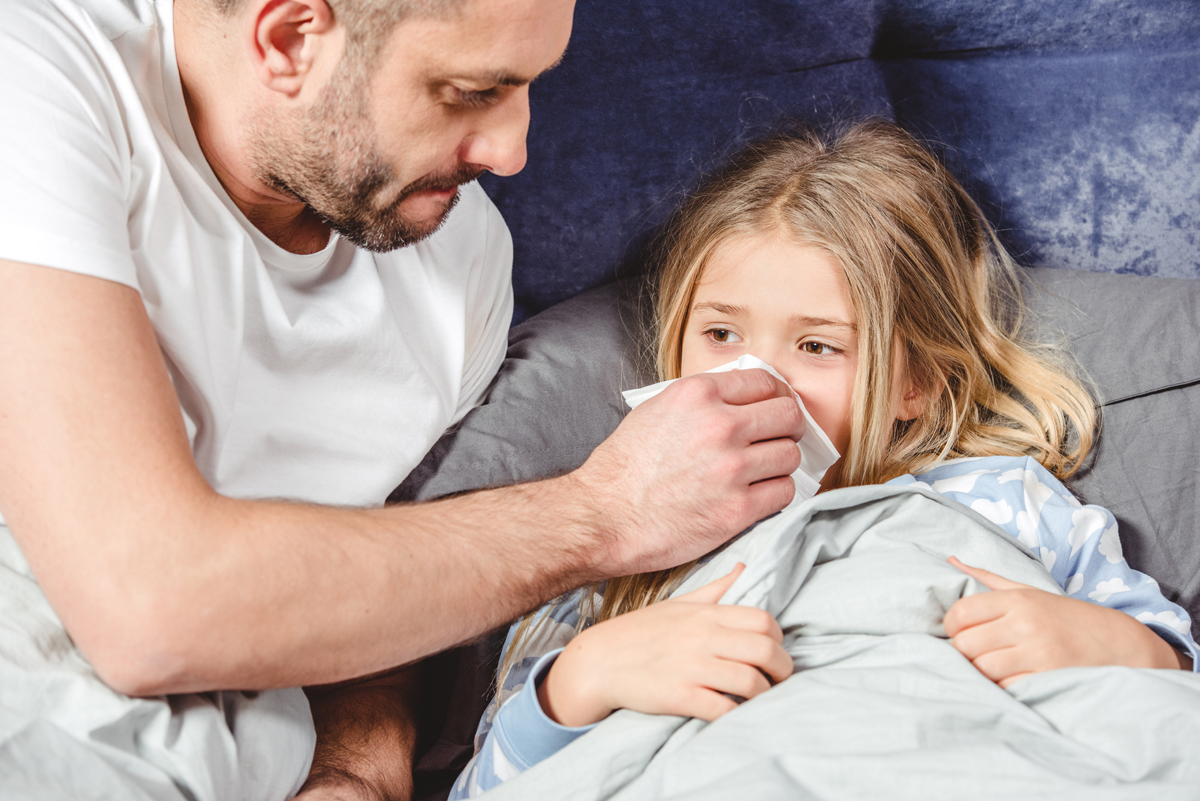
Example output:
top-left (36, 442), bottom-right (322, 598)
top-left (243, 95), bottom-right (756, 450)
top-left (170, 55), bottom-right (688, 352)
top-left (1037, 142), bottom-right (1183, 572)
top-left (0, 259), bottom-right (805, 696)
top-left (295, 666), bottom-right (425, 801)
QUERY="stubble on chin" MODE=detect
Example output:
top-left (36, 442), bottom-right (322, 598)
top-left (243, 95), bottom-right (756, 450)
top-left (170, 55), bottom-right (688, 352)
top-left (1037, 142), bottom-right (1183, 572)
top-left (249, 58), bottom-right (478, 253)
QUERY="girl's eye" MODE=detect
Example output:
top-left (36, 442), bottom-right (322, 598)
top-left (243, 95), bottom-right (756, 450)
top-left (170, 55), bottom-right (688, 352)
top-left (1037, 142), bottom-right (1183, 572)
top-left (801, 341), bottom-right (838, 356)
top-left (706, 328), bottom-right (741, 344)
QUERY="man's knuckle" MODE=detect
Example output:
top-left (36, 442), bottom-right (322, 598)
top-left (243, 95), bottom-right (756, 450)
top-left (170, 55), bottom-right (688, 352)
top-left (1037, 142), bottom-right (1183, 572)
top-left (669, 375), bottom-right (706, 402)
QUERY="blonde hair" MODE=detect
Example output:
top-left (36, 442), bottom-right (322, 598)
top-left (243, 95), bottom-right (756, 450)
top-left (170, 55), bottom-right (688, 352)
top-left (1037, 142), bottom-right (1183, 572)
top-left (499, 120), bottom-right (1097, 689)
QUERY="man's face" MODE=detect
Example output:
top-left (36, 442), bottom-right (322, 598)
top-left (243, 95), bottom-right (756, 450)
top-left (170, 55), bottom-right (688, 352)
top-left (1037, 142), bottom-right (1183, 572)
top-left (256, 0), bottom-right (575, 252)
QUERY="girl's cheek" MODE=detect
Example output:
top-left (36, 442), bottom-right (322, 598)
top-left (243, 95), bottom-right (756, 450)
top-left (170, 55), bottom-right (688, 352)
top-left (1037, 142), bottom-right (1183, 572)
top-left (798, 387), bottom-right (855, 455)
top-left (680, 337), bottom-right (730, 376)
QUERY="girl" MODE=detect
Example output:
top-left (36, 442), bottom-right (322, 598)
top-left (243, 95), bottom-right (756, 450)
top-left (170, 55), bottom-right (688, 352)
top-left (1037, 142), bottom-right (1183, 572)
top-left (450, 121), bottom-right (1200, 799)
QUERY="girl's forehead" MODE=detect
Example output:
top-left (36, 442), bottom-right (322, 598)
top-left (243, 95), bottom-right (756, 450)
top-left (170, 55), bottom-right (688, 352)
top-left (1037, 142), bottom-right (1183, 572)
top-left (697, 235), bottom-right (846, 296)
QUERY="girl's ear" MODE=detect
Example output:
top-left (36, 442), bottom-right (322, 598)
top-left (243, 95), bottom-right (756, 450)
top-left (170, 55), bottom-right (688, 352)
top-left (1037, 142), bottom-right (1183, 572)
top-left (894, 377), bottom-right (928, 422)
top-left (889, 344), bottom-right (930, 423)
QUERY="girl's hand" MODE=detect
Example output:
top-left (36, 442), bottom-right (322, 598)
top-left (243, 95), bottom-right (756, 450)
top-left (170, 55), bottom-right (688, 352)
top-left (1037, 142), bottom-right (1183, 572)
top-left (945, 556), bottom-right (1190, 688)
top-left (538, 563), bottom-right (794, 727)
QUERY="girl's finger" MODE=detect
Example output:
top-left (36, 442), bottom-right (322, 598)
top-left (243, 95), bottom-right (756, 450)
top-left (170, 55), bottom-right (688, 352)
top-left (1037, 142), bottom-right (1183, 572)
top-left (707, 603), bottom-right (784, 642)
top-left (968, 643), bottom-right (1030, 686)
top-left (711, 629), bottom-right (794, 683)
top-left (948, 555), bottom-right (1027, 592)
top-left (675, 562), bottom-right (746, 605)
top-left (677, 687), bottom-right (739, 723)
top-left (948, 616), bottom-right (1018, 661)
top-left (997, 671), bottom-right (1033, 690)
top-left (701, 659), bottom-right (772, 701)
top-left (943, 591), bottom-right (1012, 637)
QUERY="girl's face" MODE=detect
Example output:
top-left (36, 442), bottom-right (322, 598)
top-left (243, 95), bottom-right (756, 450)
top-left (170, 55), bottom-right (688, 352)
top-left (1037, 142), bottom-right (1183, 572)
top-left (679, 233), bottom-right (921, 488)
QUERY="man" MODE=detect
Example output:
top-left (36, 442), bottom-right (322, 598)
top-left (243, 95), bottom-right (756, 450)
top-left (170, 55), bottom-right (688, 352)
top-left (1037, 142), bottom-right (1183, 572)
top-left (0, 0), bottom-right (805, 798)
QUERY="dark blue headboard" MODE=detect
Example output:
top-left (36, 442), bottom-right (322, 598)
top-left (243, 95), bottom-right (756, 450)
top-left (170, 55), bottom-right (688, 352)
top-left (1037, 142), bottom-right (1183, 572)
top-left (479, 0), bottom-right (1200, 323)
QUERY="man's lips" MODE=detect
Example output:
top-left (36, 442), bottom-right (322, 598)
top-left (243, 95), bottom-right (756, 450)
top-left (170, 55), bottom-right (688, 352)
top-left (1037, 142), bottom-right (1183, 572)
top-left (415, 186), bottom-right (458, 201)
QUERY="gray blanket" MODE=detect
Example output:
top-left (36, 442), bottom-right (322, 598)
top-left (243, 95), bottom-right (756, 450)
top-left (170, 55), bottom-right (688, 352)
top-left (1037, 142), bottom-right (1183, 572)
top-left (480, 486), bottom-right (1200, 800)
top-left (0, 524), bottom-right (314, 801)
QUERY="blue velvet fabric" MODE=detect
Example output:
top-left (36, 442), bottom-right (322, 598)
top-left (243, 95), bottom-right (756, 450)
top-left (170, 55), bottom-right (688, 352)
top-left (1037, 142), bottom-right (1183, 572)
top-left (479, 0), bottom-right (1200, 323)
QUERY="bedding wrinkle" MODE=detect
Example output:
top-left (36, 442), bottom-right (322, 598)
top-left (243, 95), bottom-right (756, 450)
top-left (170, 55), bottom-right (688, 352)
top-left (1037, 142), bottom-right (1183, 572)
top-left (0, 523), bottom-right (315, 801)
top-left (469, 484), bottom-right (1200, 800)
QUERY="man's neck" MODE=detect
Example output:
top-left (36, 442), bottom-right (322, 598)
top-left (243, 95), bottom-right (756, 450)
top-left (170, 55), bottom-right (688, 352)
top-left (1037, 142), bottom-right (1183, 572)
top-left (173, 0), bottom-right (333, 255)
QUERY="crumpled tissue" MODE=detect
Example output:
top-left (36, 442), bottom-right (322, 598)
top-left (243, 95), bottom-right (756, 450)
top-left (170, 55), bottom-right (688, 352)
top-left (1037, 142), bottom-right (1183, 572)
top-left (621, 354), bottom-right (841, 507)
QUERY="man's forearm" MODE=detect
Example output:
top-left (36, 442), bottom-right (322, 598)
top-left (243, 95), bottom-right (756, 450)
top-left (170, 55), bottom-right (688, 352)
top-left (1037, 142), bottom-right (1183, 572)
top-left (87, 472), bottom-right (605, 696)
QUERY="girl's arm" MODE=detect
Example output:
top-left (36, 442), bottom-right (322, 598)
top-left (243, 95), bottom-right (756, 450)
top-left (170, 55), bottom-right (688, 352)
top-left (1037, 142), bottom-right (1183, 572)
top-left (912, 456), bottom-right (1199, 684)
top-left (539, 564), bottom-right (793, 727)
top-left (450, 566), bottom-right (793, 798)
top-left (945, 556), bottom-right (1192, 688)
top-left (450, 590), bottom-right (592, 800)
top-left (450, 647), bottom-right (596, 800)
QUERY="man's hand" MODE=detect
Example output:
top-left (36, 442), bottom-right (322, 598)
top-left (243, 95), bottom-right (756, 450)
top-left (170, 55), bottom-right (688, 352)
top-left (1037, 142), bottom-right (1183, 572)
top-left (574, 369), bottom-right (805, 579)
top-left (538, 564), bottom-right (794, 727)
top-left (944, 556), bottom-right (1190, 688)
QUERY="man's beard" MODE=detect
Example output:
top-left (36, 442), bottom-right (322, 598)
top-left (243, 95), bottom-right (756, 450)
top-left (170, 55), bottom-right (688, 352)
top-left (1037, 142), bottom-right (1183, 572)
top-left (252, 61), bottom-right (483, 253)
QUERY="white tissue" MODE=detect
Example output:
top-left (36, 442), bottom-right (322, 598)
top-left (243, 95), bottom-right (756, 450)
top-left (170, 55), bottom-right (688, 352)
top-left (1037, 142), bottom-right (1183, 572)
top-left (621, 355), bottom-right (841, 508)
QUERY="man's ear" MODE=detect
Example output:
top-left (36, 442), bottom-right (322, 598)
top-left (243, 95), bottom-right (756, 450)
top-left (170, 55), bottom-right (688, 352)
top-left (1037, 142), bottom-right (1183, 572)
top-left (249, 0), bottom-right (337, 96)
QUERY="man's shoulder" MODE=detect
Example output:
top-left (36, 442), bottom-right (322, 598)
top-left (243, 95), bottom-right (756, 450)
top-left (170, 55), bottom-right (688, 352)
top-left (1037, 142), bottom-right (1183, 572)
top-left (7, 0), bottom-right (156, 45)
top-left (3, 0), bottom-right (162, 117)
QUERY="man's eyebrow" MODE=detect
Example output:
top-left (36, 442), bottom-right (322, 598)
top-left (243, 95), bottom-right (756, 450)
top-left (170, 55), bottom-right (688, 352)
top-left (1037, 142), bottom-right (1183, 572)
top-left (448, 54), bottom-right (566, 88)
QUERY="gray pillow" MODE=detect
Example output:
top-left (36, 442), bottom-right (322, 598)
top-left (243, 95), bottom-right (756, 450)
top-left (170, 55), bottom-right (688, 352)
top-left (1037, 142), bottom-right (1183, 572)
top-left (1023, 267), bottom-right (1200, 626)
top-left (391, 279), bottom-right (655, 502)
top-left (395, 267), bottom-right (1200, 623)
top-left (403, 268), bottom-right (1200, 799)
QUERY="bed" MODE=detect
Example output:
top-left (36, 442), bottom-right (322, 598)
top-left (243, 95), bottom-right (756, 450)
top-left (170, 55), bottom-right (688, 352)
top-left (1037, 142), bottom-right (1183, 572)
top-left (395, 1), bottom-right (1200, 797)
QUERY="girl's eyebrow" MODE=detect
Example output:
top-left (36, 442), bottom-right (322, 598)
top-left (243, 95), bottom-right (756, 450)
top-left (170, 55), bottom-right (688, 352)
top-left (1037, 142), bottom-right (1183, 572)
top-left (691, 302), bottom-right (856, 331)
top-left (690, 301), bottom-right (744, 316)
top-left (789, 314), bottom-right (857, 331)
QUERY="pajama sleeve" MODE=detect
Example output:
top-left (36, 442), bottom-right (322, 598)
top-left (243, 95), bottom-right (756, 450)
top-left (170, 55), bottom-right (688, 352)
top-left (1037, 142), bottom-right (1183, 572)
top-left (894, 455), bottom-right (1200, 671)
top-left (451, 589), bottom-right (600, 799)
top-left (448, 649), bottom-right (596, 799)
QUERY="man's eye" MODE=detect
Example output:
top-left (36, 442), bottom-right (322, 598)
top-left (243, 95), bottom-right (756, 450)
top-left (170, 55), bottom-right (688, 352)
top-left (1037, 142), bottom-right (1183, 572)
top-left (455, 87), bottom-right (501, 108)
top-left (707, 329), bottom-right (740, 344)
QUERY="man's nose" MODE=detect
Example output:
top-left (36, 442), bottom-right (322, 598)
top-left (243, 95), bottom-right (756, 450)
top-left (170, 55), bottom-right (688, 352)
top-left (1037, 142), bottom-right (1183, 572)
top-left (459, 86), bottom-right (530, 177)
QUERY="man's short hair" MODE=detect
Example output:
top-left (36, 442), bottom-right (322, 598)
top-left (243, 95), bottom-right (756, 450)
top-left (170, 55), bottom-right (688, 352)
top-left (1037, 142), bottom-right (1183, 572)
top-left (210, 0), bottom-right (467, 68)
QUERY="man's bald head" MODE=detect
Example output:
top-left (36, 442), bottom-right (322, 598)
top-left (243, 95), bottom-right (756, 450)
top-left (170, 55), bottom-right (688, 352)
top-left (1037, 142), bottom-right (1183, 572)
top-left (208, 0), bottom-right (468, 68)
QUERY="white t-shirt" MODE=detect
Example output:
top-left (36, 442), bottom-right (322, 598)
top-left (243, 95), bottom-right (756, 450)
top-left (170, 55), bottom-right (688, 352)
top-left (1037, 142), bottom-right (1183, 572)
top-left (0, 0), bottom-right (513, 508)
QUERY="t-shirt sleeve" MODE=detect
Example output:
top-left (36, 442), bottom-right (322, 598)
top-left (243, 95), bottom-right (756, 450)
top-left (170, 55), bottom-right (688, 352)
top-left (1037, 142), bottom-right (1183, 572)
top-left (452, 184), bottom-right (513, 422)
top-left (0, 2), bottom-right (139, 290)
